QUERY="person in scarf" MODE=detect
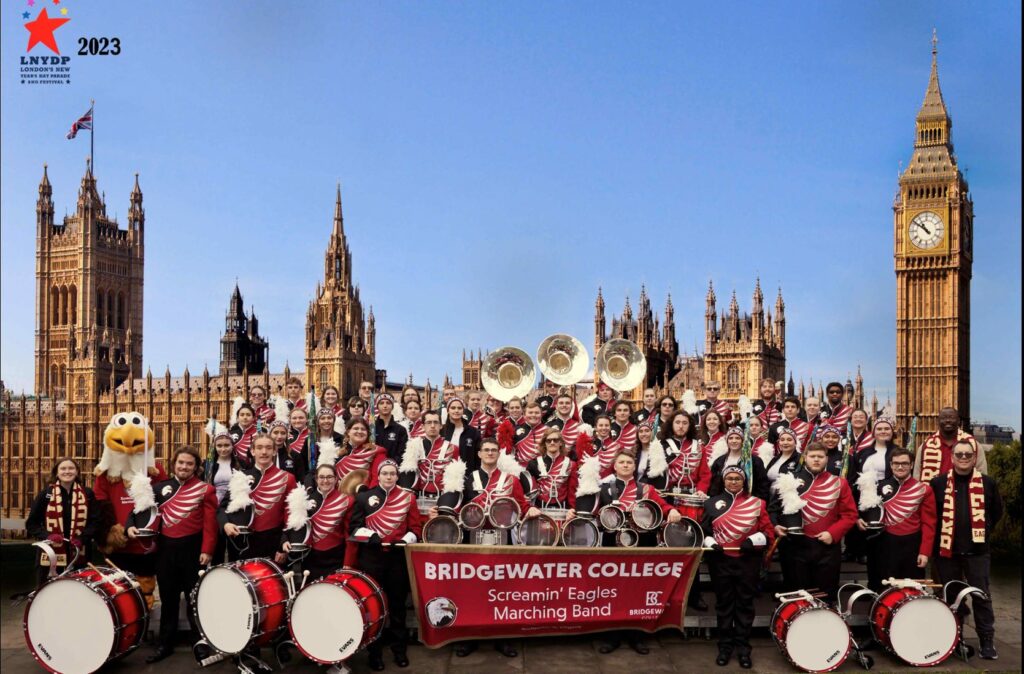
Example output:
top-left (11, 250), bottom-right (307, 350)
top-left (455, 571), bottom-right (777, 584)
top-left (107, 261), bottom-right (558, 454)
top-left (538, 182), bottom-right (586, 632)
top-left (527, 428), bottom-right (578, 509)
top-left (855, 448), bottom-right (936, 592)
top-left (349, 460), bottom-right (422, 670)
top-left (752, 377), bottom-right (782, 427)
top-left (374, 393), bottom-right (409, 462)
top-left (26, 458), bottom-right (99, 587)
top-left (228, 402), bottom-right (258, 467)
top-left (929, 439), bottom-right (1002, 660)
top-left (915, 406), bottom-right (987, 482)
top-left (399, 410), bottom-right (459, 496)
top-left (702, 465), bottom-right (774, 669)
top-left (268, 419), bottom-right (308, 482)
top-left (442, 398), bottom-right (482, 470)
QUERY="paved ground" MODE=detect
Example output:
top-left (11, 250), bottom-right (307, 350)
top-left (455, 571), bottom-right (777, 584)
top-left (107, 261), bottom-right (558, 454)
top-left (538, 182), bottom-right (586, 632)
top-left (2, 543), bottom-right (1020, 673)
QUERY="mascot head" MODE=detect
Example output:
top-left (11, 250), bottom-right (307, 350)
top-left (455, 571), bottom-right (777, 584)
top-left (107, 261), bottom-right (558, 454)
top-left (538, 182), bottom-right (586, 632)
top-left (103, 412), bottom-right (156, 455)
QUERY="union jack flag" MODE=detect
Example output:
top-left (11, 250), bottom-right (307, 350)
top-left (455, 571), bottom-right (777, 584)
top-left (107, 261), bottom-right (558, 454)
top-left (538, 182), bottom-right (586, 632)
top-left (66, 107), bottom-right (92, 139)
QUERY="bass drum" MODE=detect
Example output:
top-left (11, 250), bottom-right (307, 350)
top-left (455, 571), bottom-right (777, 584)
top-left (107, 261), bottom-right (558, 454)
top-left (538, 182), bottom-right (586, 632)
top-left (561, 517), bottom-right (601, 547)
top-left (771, 598), bottom-right (851, 672)
top-left (24, 566), bottom-right (147, 674)
top-left (488, 497), bottom-right (521, 530)
top-left (289, 569), bottom-right (388, 664)
top-left (659, 518), bottom-right (703, 547)
top-left (871, 586), bottom-right (958, 666)
top-left (518, 513), bottom-right (559, 546)
top-left (422, 515), bottom-right (463, 544)
top-left (194, 559), bottom-right (290, 654)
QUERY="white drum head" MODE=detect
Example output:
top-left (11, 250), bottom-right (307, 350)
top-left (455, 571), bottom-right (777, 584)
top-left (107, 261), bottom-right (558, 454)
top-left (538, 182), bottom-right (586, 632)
top-left (27, 579), bottom-right (115, 674)
top-left (291, 582), bottom-right (365, 662)
top-left (196, 566), bottom-right (255, 653)
top-left (888, 596), bottom-right (958, 665)
top-left (786, 608), bottom-right (849, 672)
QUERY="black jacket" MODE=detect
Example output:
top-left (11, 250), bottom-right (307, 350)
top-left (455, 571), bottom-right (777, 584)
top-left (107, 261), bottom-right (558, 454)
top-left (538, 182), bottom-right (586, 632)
top-left (708, 455), bottom-right (770, 503)
top-left (374, 417), bottom-right (409, 462)
top-left (442, 423), bottom-right (482, 471)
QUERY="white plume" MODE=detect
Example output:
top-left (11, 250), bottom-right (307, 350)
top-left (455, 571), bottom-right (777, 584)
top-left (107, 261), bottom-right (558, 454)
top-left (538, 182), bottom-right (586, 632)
top-left (128, 474), bottom-right (156, 513)
top-left (707, 437), bottom-right (728, 467)
top-left (334, 415), bottom-right (346, 435)
top-left (757, 441), bottom-right (776, 465)
top-left (738, 395), bottom-right (753, 420)
top-left (497, 451), bottom-right (523, 477)
top-left (576, 422), bottom-right (594, 438)
top-left (205, 417), bottom-right (230, 439)
top-left (575, 454), bottom-right (602, 497)
top-left (774, 472), bottom-right (806, 515)
top-left (305, 390), bottom-right (317, 410)
top-left (226, 471), bottom-right (254, 513)
top-left (647, 440), bottom-right (669, 478)
top-left (857, 470), bottom-right (883, 511)
top-left (316, 437), bottom-right (339, 467)
top-left (285, 486), bottom-right (313, 531)
top-left (681, 390), bottom-right (698, 415)
top-left (230, 396), bottom-right (245, 426)
top-left (399, 438), bottom-right (424, 473)
top-left (442, 459), bottom-right (467, 494)
top-left (274, 396), bottom-right (291, 423)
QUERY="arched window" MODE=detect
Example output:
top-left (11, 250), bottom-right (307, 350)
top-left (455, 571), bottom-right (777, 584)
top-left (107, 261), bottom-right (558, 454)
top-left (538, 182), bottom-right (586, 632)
top-left (69, 286), bottom-right (77, 324)
top-left (59, 286), bottom-right (68, 325)
top-left (107, 290), bottom-right (115, 329)
top-left (50, 365), bottom-right (58, 392)
top-left (97, 290), bottom-right (105, 327)
top-left (117, 293), bottom-right (125, 329)
top-left (51, 287), bottom-right (59, 324)
top-left (76, 376), bottom-right (86, 400)
top-left (318, 367), bottom-right (328, 392)
top-left (727, 365), bottom-right (740, 390)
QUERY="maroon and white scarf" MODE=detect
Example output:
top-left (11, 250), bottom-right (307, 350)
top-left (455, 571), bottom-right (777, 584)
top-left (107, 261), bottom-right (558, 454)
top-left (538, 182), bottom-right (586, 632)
top-left (44, 482), bottom-right (87, 555)
top-left (938, 468), bottom-right (985, 558)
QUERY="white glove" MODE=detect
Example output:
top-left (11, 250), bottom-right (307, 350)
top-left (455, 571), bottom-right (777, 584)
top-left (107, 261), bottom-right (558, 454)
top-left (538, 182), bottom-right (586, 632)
top-left (702, 536), bottom-right (717, 549)
top-left (401, 531), bottom-right (418, 544)
top-left (747, 532), bottom-right (767, 547)
top-left (354, 527), bottom-right (375, 539)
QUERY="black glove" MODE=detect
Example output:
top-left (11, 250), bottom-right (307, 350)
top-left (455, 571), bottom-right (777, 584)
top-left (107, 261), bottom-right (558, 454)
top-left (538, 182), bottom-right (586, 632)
top-left (740, 538), bottom-right (754, 552)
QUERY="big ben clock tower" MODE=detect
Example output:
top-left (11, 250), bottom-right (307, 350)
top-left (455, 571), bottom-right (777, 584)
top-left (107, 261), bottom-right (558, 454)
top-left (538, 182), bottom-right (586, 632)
top-left (894, 32), bottom-right (973, 439)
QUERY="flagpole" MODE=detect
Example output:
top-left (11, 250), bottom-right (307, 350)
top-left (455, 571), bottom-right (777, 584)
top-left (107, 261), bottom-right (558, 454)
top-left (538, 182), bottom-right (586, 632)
top-left (90, 99), bottom-right (94, 175)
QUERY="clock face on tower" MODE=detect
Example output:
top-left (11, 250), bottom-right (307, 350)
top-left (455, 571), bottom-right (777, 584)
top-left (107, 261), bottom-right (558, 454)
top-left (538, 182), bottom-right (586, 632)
top-left (908, 211), bottom-right (945, 250)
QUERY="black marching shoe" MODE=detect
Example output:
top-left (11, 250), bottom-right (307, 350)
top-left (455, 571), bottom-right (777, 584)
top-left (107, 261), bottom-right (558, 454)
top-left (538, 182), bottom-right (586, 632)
top-left (145, 646), bottom-right (174, 664)
top-left (738, 653), bottom-right (753, 669)
top-left (980, 637), bottom-right (998, 660)
top-left (368, 652), bottom-right (385, 671)
top-left (688, 595), bottom-right (709, 611)
top-left (716, 649), bottom-right (732, 666)
top-left (455, 642), bottom-right (478, 657)
top-left (627, 637), bottom-right (649, 655)
top-left (598, 639), bottom-right (621, 654)
top-left (495, 641), bottom-right (518, 657)
top-left (393, 650), bottom-right (410, 668)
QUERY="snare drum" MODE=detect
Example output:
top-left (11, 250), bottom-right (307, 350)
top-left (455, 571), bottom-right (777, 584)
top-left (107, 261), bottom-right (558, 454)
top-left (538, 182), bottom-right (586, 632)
top-left (422, 515), bottom-right (463, 544)
top-left (659, 518), bottom-right (703, 547)
top-left (870, 586), bottom-right (958, 666)
top-left (629, 499), bottom-right (663, 531)
top-left (561, 517), bottom-right (601, 547)
top-left (24, 566), bottom-right (148, 674)
top-left (771, 597), bottom-right (851, 672)
top-left (488, 497), bottom-right (521, 530)
top-left (459, 502), bottom-right (486, 530)
top-left (289, 569), bottom-right (388, 664)
top-left (194, 559), bottom-right (290, 654)
top-left (598, 504), bottom-right (626, 531)
top-left (518, 513), bottom-right (559, 546)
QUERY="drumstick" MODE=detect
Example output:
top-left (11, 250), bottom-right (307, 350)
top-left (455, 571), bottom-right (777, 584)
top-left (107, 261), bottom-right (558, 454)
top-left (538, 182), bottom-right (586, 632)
top-left (299, 570), bottom-right (310, 591)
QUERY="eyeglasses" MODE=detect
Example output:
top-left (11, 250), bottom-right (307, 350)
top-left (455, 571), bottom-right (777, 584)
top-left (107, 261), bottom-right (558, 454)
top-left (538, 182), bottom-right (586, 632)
top-left (707, 387), bottom-right (720, 392)
top-left (953, 451), bottom-right (975, 459)
top-left (661, 402), bottom-right (675, 407)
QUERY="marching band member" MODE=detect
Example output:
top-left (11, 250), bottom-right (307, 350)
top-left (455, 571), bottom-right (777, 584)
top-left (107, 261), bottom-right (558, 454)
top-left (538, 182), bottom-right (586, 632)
top-left (321, 417), bottom-right (387, 485)
top-left (802, 396), bottom-right (825, 427)
top-left (506, 401), bottom-right (548, 466)
top-left (588, 414), bottom-right (623, 477)
top-left (815, 424), bottom-right (846, 476)
top-left (282, 464), bottom-right (361, 581)
top-left (358, 380), bottom-right (375, 415)
top-left (580, 381), bottom-right (615, 426)
top-left (842, 409), bottom-right (876, 562)
top-left (505, 397), bottom-right (525, 427)
top-left (283, 377), bottom-right (306, 411)
top-left (708, 427), bottom-right (771, 502)
top-left (847, 417), bottom-right (898, 496)
top-left (650, 394), bottom-right (678, 436)
top-left (822, 382), bottom-right (852, 427)
top-left (321, 385), bottom-right (343, 416)
top-left (287, 406), bottom-right (311, 465)
top-left (545, 393), bottom-right (592, 457)
top-left (349, 460), bottom-right (423, 670)
top-left (467, 390), bottom-right (498, 438)
top-left (26, 458), bottom-right (99, 587)
top-left (700, 409), bottom-right (727, 464)
top-left (527, 428), bottom-right (578, 509)
top-left (393, 385), bottom-right (421, 425)
top-left (135, 446), bottom-right (217, 663)
top-left (632, 388), bottom-right (659, 425)
top-left (850, 409), bottom-right (873, 452)
top-left (752, 377), bottom-right (782, 427)
top-left (610, 400), bottom-right (638, 448)
top-left (856, 448), bottom-right (936, 592)
top-left (269, 419), bottom-right (308, 482)
top-left (916, 406), bottom-right (986, 481)
top-left (648, 411), bottom-right (708, 496)
top-left (248, 385), bottom-right (276, 425)
top-left (633, 422), bottom-right (656, 478)
top-left (204, 425), bottom-right (240, 564)
top-left (488, 396), bottom-right (508, 425)
top-left (702, 466), bottom-right (774, 669)
top-left (219, 433), bottom-right (296, 561)
top-left (401, 399), bottom-right (424, 439)
top-left (767, 396), bottom-right (811, 449)
top-left (929, 439), bottom-right (1003, 660)
top-left (746, 416), bottom-right (773, 458)
top-left (536, 379), bottom-right (560, 422)
top-left (764, 427), bottom-right (800, 485)
top-left (399, 410), bottom-right (459, 496)
top-left (697, 381), bottom-right (732, 425)
top-left (229, 402), bottom-right (257, 466)
top-left (770, 442), bottom-right (857, 601)
top-left (374, 393), bottom-right (410, 462)
top-left (442, 398), bottom-right (482, 470)
top-left (343, 396), bottom-right (367, 426)
top-left (314, 409), bottom-right (345, 460)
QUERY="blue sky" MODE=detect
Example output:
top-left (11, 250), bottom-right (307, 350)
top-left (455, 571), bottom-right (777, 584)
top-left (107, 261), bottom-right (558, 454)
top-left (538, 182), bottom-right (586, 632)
top-left (1, 2), bottom-right (1020, 428)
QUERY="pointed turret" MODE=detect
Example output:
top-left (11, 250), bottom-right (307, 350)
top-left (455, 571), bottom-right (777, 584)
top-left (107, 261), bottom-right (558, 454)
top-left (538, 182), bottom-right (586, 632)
top-left (37, 164), bottom-right (55, 236)
top-left (917, 30), bottom-right (949, 123)
top-left (705, 281), bottom-right (717, 345)
top-left (333, 182), bottom-right (344, 238)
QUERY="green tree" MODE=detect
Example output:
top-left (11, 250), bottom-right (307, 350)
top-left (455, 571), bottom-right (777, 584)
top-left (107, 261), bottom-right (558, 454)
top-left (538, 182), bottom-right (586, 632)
top-left (986, 440), bottom-right (1021, 558)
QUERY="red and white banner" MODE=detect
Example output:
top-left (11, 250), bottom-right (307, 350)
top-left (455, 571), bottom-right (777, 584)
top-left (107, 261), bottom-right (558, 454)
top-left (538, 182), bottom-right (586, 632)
top-left (406, 545), bottom-right (703, 647)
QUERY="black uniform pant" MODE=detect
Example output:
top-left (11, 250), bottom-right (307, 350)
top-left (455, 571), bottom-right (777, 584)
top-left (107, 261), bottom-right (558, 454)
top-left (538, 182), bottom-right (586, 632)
top-left (302, 546), bottom-right (346, 582)
top-left (787, 536), bottom-right (843, 602)
top-left (709, 552), bottom-right (759, 655)
top-left (155, 533), bottom-right (203, 649)
top-left (228, 528), bottom-right (282, 561)
top-left (933, 554), bottom-right (995, 639)
top-left (866, 531), bottom-right (921, 592)
top-left (359, 546), bottom-right (410, 657)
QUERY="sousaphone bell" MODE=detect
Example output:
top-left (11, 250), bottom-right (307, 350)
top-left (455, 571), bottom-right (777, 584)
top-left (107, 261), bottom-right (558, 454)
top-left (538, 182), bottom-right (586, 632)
top-left (536, 334), bottom-right (590, 386)
top-left (481, 347), bottom-right (536, 402)
top-left (595, 338), bottom-right (647, 393)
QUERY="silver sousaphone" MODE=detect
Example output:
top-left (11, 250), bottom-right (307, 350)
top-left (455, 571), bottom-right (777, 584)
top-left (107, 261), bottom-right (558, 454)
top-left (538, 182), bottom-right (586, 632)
top-left (595, 338), bottom-right (647, 393)
top-left (536, 334), bottom-right (590, 387)
top-left (481, 346), bottom-right (536, 402)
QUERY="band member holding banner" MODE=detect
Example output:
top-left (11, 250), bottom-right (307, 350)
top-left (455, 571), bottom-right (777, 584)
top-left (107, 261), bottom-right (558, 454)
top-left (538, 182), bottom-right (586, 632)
top-left (855, 448), bottom-right (935, 592)
top-left (26, 458), bottom-right (99, 587)
top-left (282, 464), bottom-right (361, 581)
top-left (702, 466), bottom-right (774, 669)
top-left (135, 446), bottom-right (217, 664)
top-left (350, 460), bottom-right (422, 670)
top-left (929, 439), bottom-right (1003, 660)
top-left (916, 406), bottom-right (987, 481)
top-left (400, 410), bottom-right (460, 496)
top-left (527, 428), bottom-right (578, 509)
top-left (219, 433), bottom-right (296, 561)
top-left (442, 398), bottom-right (482, 470)
top-left (374, 393), bottom-right (409, 462)
top-left (770, 442), bottom-right (857, 600)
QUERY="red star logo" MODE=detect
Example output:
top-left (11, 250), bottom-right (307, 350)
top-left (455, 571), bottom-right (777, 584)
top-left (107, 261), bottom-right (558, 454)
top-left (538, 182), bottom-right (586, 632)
top-left (25, 8), bottom-right (70, 55)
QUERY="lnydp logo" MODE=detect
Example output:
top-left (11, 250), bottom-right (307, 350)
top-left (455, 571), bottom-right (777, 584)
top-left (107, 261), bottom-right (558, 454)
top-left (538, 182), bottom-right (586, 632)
top-left (18, 0), bottom-right (123, 86)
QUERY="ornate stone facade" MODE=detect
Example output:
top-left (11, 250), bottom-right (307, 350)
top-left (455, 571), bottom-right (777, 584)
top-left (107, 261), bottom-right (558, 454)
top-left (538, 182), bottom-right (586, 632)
top-left (219, 284), bottom-right (269, 375)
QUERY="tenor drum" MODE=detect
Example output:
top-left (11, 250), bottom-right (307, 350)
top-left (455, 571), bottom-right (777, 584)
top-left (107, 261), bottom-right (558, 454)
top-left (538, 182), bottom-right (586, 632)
top-left (659, 518), bottom-right (703, 547)
top-left (518, 513), bottom-right (559, 546)
top-left (771, 598), bottom-right (851, 672)
top-left (597, 505), bottom-right (626, 531)
top-left (422, 515), bottom-right (463, 544)
top-left (561, 517), bottom-right (601, 547)
top-left (870, 586), bottom-right (958, 666)
top-left (629, 499), bottom-right (663, 531)
top-left (488, 497), bottom-right (521, 529)
top-left (194, 559), bottom-right (290, 654)
top-left (24, 567), bottom-right (147, 674)
top-left (289, 570), bottom-right (388, 664)
top-left (615, 528), bottom-right (640, 547)
top-left (459, 502), bottom-right (486, 530)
